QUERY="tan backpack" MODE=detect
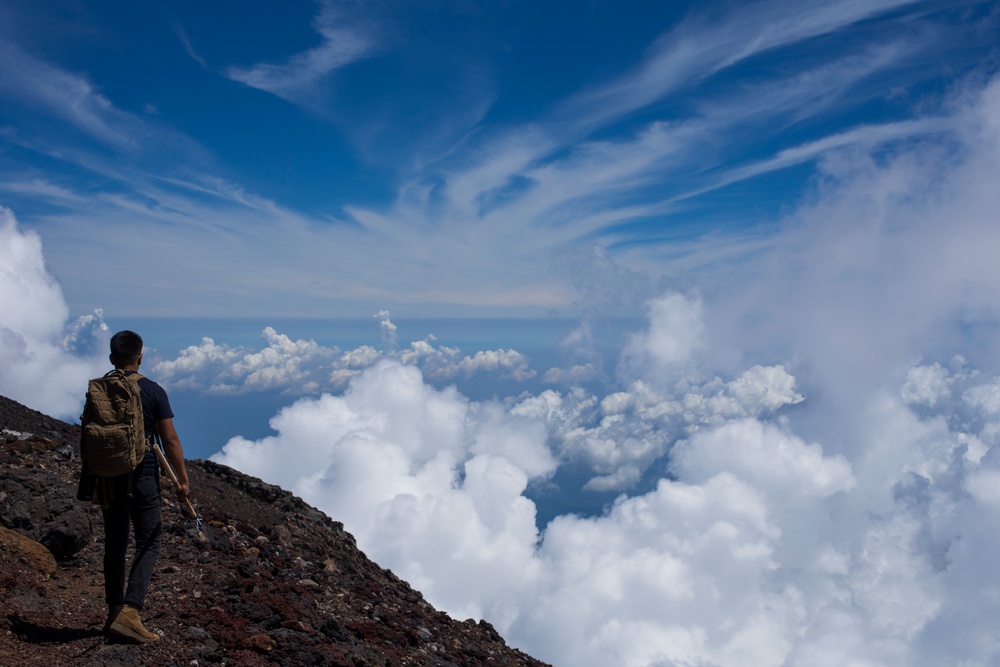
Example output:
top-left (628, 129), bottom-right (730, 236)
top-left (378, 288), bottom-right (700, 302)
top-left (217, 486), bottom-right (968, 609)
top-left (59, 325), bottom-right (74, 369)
top-left (81, 370), bottom-right (150, 477)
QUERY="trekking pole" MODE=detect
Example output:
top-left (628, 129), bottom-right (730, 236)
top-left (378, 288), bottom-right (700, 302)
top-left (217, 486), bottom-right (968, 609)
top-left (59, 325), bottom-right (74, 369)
top-left (153, 440), bottom-right (206, 542)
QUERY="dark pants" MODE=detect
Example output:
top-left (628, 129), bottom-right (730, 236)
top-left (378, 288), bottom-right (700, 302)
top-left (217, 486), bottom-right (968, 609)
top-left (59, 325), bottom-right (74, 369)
top-left (101, 473), bottom-right (162, 611)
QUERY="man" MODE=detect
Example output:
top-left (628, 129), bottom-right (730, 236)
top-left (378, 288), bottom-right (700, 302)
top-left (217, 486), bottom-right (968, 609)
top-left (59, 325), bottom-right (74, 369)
top-left (80, 330), bottom-right (190, 643)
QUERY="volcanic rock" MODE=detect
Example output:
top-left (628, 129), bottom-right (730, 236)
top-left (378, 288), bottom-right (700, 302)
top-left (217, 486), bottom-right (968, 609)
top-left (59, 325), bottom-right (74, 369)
top-left (0, 524), bottom-right (57, 578)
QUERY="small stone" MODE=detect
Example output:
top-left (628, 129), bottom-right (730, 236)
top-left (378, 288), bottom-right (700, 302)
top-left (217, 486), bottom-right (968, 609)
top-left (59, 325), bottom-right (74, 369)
top-left (270, 524), bottom-right (293, 546)
top-left (247, 632), bottom-right (276, 652)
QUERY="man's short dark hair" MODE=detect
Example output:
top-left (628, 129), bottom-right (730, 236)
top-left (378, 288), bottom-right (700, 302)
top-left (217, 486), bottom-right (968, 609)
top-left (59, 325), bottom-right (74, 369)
top-left (110, 330), bottom-right (143, 365)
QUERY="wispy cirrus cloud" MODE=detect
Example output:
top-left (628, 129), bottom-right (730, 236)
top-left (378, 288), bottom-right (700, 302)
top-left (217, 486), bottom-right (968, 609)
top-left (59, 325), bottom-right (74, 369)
top-left (0, 0), bottom-right (993, 320)
top-left (556, 0), bottom-right (925, 135)
top-left (0, 42), bottom-right (140, 150)
top-left (348, 33), bottom-right (964, 301)
top-left (225, 1), bottom-right (374, 108)
top-left (437, 0), bottom-right (928, 213)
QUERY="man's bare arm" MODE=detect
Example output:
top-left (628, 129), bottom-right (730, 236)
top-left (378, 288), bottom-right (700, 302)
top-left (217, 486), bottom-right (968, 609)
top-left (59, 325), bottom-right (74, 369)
top-left (156, 418), bottom-right (190, 501)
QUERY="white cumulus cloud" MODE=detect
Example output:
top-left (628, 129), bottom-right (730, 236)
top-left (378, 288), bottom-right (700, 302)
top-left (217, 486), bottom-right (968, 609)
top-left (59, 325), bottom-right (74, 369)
top-left (213, 358), bottom-right (555, 621)
top-left (152, 318), bottom-right (536, 394)
top-left (209, 74), bottom-right (1000, 667)
top-left (0, 208), bottom-right (108, 418)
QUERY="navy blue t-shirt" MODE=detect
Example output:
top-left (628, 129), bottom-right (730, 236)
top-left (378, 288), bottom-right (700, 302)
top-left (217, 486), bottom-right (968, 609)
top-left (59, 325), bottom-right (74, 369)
top-left (125, 371), bottom-right (174, 477)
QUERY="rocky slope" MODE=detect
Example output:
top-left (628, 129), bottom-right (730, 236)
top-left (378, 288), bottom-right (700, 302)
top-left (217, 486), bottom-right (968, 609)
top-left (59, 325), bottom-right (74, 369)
top-left (0, 394), bottom-right (550, 667)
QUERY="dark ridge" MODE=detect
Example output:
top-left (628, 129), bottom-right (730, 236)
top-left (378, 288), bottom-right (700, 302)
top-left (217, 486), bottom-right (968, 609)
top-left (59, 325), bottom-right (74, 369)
top-left (0, 393), bottom-right (551, 667)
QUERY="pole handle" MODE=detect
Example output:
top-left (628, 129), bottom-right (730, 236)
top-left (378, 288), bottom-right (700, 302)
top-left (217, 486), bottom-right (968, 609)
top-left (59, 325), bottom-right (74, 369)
top-left (154, 445), bottom-right (197, 518)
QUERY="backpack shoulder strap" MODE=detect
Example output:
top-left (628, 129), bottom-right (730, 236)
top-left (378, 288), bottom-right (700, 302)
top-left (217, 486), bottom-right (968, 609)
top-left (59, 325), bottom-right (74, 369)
top-left (102, 369), bottom-right (145, 383)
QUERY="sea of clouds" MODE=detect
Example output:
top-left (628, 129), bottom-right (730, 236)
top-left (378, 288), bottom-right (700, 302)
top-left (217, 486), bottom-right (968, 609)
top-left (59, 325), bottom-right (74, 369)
top-left (4, 76), bottom-right (1000, 667)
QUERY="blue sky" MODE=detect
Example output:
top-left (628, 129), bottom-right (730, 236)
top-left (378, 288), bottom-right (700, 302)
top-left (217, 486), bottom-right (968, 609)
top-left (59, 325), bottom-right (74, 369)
top-left (6, 3), bottom-right (1000, 666)
top-left (1, 0), bottom-right (996, 317)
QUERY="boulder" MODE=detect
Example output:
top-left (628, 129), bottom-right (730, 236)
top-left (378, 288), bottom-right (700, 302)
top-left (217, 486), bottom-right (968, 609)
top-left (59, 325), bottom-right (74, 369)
top-left (0, 467), bottom-right (92, 560)
top-left (0, 524), bottom-right (56, 578)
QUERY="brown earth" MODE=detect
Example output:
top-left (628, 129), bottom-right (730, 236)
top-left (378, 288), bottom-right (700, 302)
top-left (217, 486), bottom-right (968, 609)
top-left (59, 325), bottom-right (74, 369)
top-left (0, 394), bottom-right (551, 667)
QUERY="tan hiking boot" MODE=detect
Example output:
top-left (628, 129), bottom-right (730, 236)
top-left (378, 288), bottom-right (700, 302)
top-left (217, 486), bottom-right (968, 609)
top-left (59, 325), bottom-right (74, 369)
top-left (109, 604), bottom-right (159, 643)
